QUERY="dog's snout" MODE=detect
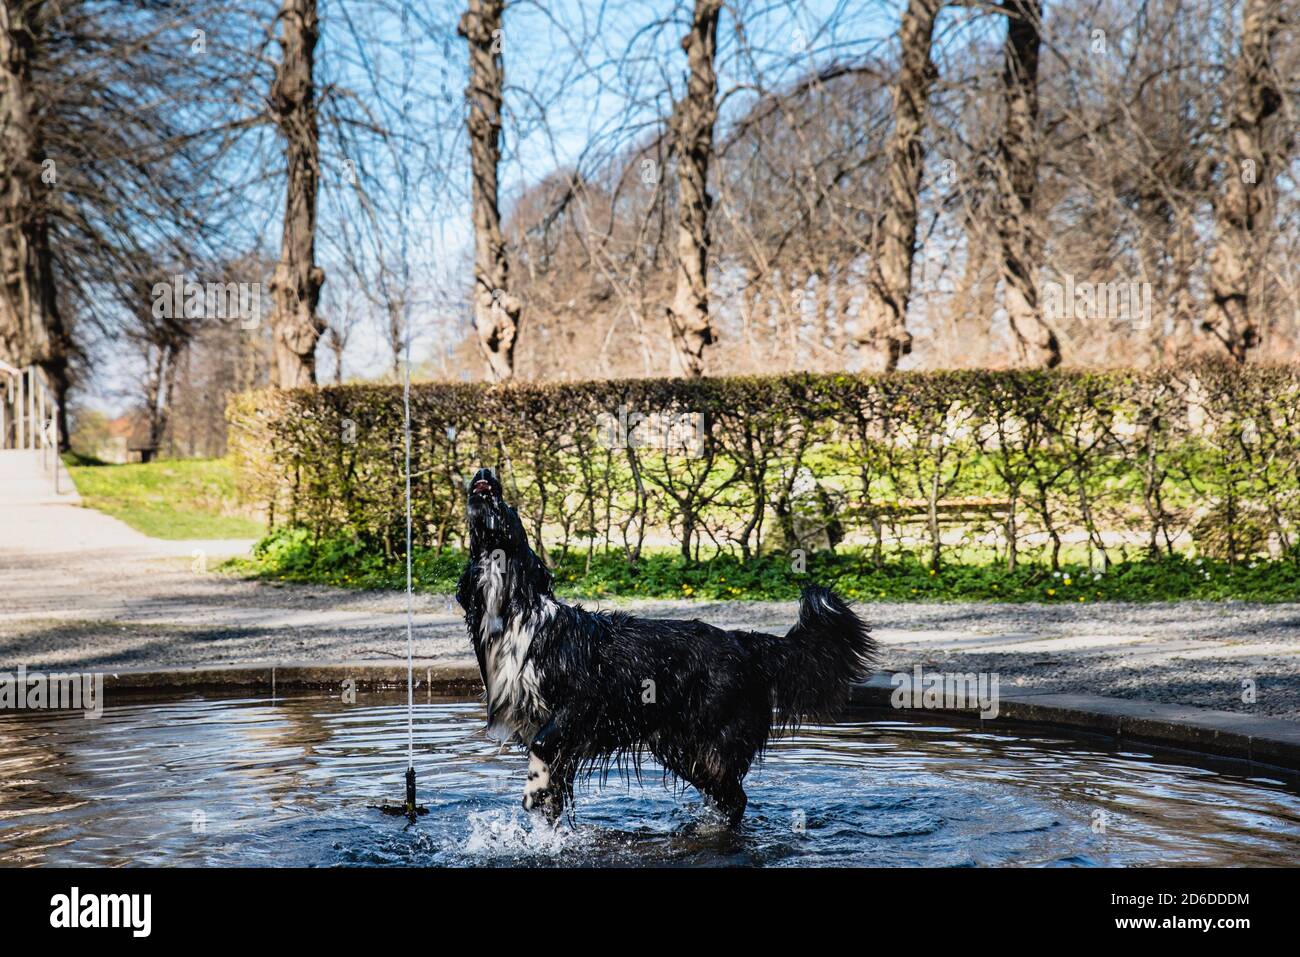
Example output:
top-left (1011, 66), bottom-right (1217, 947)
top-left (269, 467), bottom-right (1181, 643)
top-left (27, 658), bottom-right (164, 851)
top-left (469, 468), bottom-right (497, 498)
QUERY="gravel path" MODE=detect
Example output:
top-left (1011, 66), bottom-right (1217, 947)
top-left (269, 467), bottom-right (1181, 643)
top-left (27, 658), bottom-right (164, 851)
top-left (3, 501), bottom-right (1299, 719)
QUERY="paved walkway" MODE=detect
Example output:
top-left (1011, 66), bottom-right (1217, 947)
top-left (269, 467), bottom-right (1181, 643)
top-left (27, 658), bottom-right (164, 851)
top-left (2, 486), bottom-right (1299, 718)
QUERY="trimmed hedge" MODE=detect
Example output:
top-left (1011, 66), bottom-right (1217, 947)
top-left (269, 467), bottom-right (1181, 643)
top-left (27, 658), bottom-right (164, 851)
top-left (226, 361), bottom-right (1300, 571)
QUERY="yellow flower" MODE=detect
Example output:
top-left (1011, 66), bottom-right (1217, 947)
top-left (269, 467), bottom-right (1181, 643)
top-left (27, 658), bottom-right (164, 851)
top-left (1063, 577), bottom-right (1072, 586)
top-left (1047, 588), bottom-right (1056, 596)
top-left (929, 569), bottom-right (936, 576)
top-left (1078, 596), bottom-right (1086, 603)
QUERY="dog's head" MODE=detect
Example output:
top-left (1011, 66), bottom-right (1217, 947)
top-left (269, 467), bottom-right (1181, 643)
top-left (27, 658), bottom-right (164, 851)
top-left (466, 467), bottom-right (510, 546)
top-left (465, 467), bottom-right (553, 596)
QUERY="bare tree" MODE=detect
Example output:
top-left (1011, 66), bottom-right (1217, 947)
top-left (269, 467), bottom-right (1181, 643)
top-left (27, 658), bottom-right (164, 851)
top-left (323, 288), bottom-right (359, 385)
top-left (162, 256), bottom-right (276, 457)
top-left (466, 1), bottom-right (1299, 376)
top-left (666, 0), bottom-right (723, 377)
top-left (1206, 0), bottom-right (1285, 362)
top-left (857, 0), bottom-right (942, 372)
top-left (994, 0), bottom-right (1058, 367)
top-left (136, 322), bottom-right (188, 453)
top-left (460, 0), bottom-right (520, 381)
top-left (269, 0), bottom-right (326, 388)
top-left (2, 1), bottom-right (260, 443)
top-left (0, 0), bottom-right (72, 440)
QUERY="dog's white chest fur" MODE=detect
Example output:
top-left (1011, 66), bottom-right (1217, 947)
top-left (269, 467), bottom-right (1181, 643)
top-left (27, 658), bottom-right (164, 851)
top-left (477, 556), bottom-right (550, 742)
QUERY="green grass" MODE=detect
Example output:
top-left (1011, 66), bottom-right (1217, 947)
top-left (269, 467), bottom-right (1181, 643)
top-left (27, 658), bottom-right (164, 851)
top-left (226, 527), bottom-right (1300, 603)
top-left (64, 455), bottom-right (265, 540)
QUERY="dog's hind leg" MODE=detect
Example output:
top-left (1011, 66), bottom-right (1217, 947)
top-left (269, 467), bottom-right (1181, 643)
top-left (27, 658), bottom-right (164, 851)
top-left (673, 717), bottom-right (763, 825)
top-left (678, 761), bottom-right (749, 826)
top-left (708, 777), bottom-right (748, 826)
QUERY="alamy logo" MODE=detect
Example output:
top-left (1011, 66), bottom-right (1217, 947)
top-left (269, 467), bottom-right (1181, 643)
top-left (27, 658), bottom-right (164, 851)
top-left (596, 404), bottom-right (704, 457)
top-left (151, 274), bottom-right (262, 329)
top-left (0, 665), bottom-right (103, 719)
top-left (1042, 274), bottom-right (1152, 329)
top-left (49, 887), bottom-right (151, 937)
top-left (890, 665), bottom-right (1000, 719)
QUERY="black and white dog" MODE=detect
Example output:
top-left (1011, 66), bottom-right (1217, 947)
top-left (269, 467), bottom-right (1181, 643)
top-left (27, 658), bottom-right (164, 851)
top-left (455, 467), bottom-right (876, 824)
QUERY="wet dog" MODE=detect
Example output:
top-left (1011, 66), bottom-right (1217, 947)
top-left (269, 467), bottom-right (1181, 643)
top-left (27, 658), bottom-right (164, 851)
top-left (456, 467), bottom-right (876, 824)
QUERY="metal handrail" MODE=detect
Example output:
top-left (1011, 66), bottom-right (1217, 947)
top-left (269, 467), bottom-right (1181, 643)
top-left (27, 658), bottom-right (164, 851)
top-left (1, 362), bottom-right (63, 494)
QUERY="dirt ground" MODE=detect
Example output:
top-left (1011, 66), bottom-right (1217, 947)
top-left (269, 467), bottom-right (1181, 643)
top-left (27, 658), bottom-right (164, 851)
top-left (3, 501), bottom-right (1299, 718)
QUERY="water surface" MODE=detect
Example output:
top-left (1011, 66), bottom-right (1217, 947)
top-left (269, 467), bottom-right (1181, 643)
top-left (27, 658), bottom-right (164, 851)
top-left (1, 694), bottom-right (1297, 866)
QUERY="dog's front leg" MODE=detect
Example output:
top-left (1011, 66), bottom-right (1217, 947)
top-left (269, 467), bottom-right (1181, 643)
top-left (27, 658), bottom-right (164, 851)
top-left (522, 750), bottom-right (561, 820)
top-left (522, 715), bottom-right (567, 823)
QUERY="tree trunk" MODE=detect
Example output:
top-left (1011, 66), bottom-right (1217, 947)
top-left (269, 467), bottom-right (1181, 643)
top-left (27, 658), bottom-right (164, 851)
top-left (949, 202), bottom-right (996, 366)
top-left (858, 0), bottom-right (940, 373)
top-left (145, 342), bottom-right (182, 452)
top-left (327, 324), bottom-right (345, 383)
top-left (460, 0), bottom-right (520, 381)
top-left (269, 0), bottom-right (325, 389)
top-left (0, 0), bottom-right (71, 447)
top-left (665, 0), bottom-right (722, 378)
top-left (1205, 0), bottom-right (1282, 363)
top-left (995, 0), bottom-right (1059, 368)
top-left (1163, 205), bottom-right (1199, 361)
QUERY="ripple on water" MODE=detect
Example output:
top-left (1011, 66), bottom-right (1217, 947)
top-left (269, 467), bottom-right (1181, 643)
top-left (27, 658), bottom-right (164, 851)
top-left (0, 694), bottom-right (1297, 867)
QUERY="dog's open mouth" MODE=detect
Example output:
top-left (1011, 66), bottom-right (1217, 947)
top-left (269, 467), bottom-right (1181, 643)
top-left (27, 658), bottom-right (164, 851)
top-left (467, 470), bottom-right (502, 532)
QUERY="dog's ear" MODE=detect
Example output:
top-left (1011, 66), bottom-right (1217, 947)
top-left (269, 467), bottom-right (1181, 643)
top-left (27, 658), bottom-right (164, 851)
top-left (455, 561), bottom-right (474, 612)
top-left (508, 505), bottom-right (553, 597)
top-left (526, 549), bottom-right (553, 597)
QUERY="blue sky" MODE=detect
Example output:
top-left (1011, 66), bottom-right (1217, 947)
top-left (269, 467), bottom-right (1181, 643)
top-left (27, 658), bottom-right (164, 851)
top-left (88, 0), bottom-right (906, 410)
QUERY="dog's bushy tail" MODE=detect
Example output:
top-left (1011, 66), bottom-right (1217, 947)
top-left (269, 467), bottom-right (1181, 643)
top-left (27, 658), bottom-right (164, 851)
top-left (770, 585), bottom-right (876, 728)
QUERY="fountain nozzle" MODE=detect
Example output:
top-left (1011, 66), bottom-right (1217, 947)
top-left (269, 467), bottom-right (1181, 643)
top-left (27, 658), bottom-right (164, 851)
top-left (404, 766), bottom-right (418, 823)
top-left (372, 765), bottom-right (428, 825)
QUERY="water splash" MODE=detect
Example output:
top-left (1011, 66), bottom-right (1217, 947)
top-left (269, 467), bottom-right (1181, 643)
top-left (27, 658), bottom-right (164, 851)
top-left (461, 808), bottom-right (576, 859)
